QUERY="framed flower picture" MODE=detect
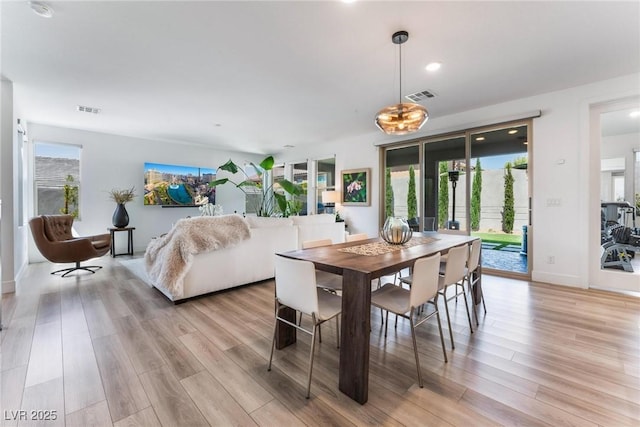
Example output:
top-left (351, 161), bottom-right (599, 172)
top-left (341, 168), bottom-right (371, 206)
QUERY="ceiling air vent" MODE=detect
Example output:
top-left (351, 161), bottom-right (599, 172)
top-left (77, 105), bottom-right (101, 114)
top-left (405, 90), bottom-right (436, 103)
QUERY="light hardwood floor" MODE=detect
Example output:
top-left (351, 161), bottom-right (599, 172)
top-left (1, 258), bottom-right (639, 426)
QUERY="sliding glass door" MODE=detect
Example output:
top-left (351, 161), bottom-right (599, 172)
top-left (385, 145), bottom-right (421, 229)
top-left (423, 135), bottom-right (467, 232)
top-left (469, 124), bottom-right (531, 276)
top-left (382, 119), bottom-right (533, 277)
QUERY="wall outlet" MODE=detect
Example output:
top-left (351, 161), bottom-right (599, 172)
top-left (546, 198), bottom-right (562, 207)
top-left (547, 256), bottom-right (555, 264)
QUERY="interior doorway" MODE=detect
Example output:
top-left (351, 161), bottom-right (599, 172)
top-left (590, 98), bottom-right (640, 292)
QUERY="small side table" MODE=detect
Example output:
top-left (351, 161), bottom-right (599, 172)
top-left (108, 227), bottom-right (135, 257)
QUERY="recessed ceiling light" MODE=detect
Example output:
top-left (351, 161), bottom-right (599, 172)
top-left (630, 111), bottom-right (640, 118)
top-left (29, 2), bottom-right (54, 18)
top-left (342, 0), bottom-right (357, 3)
top-left (508, 129), bottom-right (518, 134)
top-left (425, 62), bottom-right (441, 72)
top-left (475, 136), bottom-right (485, 141)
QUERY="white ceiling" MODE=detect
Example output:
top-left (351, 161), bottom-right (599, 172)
top-left (2, 1), bottom-right (639, 154)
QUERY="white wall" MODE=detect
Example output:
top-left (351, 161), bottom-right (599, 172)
top-left (278, 73), bottom-right (640, 291)
top-left (26, 124), bottom-right (261, 261)
top-left (1, 79), bottom-right (16, 293)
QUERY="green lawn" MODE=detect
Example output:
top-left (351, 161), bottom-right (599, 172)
top-left (471, 231), bottom-right (522, 245)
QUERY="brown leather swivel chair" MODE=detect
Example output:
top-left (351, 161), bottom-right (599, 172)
top-left (29, 215), bottom-right (111, 277)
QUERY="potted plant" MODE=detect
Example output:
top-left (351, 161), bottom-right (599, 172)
top-left (209, 156), bottom-right (304, 217)
top-left (109, 186), bottom-right (136, 228)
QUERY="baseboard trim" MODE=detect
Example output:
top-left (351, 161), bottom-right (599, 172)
top-left (531, 271), bottom-right (584, 288)
top-left (2, 279), bottom-right (16, 294)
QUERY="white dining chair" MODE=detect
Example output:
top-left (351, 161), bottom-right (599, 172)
top-left (371, 253), bottom-right (447, 387)
top-left (438, 244), bottom-right (474, 349)
top-left (346, 233), bottom-right (369, 242)
top-left (302, 238), bottom-right (343, 293)
top-left (464, 239), bottom-right (485, 326)
top-left (269, 256), bottom-right (342, 399)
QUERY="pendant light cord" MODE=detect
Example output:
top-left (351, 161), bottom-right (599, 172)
top-left (398, 41), bottom-right (402, 105)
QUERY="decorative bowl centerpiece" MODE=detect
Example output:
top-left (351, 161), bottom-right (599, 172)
top-left (380, 217), bottom-right (413, 245)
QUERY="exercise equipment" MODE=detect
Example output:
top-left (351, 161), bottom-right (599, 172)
top-left (601, 223), bottom-right (640, 272)
top-left (601, 201), bottom-right (636, 230)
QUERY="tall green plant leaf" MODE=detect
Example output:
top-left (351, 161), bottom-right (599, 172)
top-left (278, 179), bottom-right (304, 196)
top-left (217, 159), bottom-right (240, 174)
top-left (209, 178), bottom-right (230, 187)
top-left (274, 192), bottom-right (287, 214)
top-left (258, 156), bottom-right (275, 171)
top-left (237, 180), bottom-right (260, 189)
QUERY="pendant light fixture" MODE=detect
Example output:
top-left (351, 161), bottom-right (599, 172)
top-left (375, 30), bottom-right (428, 135)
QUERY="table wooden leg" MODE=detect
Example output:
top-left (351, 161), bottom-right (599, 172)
top-left (275, 306), bottom-right (297, 349)
top-left (339, 269), bottom-right (371, 404)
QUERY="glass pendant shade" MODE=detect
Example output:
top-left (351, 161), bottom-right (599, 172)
top-left (375, 103), bottom-right (428, 135)
top-left (375, 30), bottom-right (429, 135)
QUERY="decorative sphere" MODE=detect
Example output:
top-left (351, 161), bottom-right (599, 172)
top-left (380, 217), bottom-right (413, 245)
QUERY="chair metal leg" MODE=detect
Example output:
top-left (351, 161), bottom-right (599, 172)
top-left (466, 276), bottom-right (480, 327)
top-left (460, 282), bottom-right (474, 333)
top-left (440, 287), bottom-right (455, 350)
top-left (306, 315), bottom-right (318, 399)
top-left (52, 262), bottom-right (102, 277)
top-left (433, 299), bottom-right (448, 363)
top-left (384, 311), bottom-right (389, 338)
top-left (409, 308), bottom-right (423, 388)
top-left (375, 279), bottom-right (386, 326)
top-left (268, 303), bottom-right (279, 371)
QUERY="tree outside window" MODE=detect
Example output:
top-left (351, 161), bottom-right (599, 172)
top-left (34, 142), bottom-right (81, 218)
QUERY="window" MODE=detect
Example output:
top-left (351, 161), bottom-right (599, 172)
top-left (384, 145), bottom-right (420, 229)
top-left (317, 157), bottom-right (336, 214)
top-left (34, 142), bottom-right (81, 218)
top-left (293, 162), bottom-right (308, 215)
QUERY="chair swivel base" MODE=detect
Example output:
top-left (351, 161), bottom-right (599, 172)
top-left (52, 262), bottom-right (103, 277)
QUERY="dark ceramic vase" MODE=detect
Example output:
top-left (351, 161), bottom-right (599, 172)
top-left (112, 203), bottom-right (129, 228)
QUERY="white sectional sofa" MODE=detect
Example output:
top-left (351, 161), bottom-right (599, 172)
top-left (151, 214), bottom-right (345, 302)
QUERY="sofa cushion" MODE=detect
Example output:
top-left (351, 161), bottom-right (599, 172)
top-left (245, 216), bottom-right (294, 228)
top-left (291, 214), bottom-right (335, 225)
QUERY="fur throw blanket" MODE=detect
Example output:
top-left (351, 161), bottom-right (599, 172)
top-left (144, 215), bottom-right (250, 298)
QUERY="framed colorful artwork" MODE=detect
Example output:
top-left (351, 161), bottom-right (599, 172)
top-left (341, 168), bottom-right (371, 206)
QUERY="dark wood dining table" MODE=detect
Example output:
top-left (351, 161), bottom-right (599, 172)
top-left (276, 231), bottom-right (479, 404)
